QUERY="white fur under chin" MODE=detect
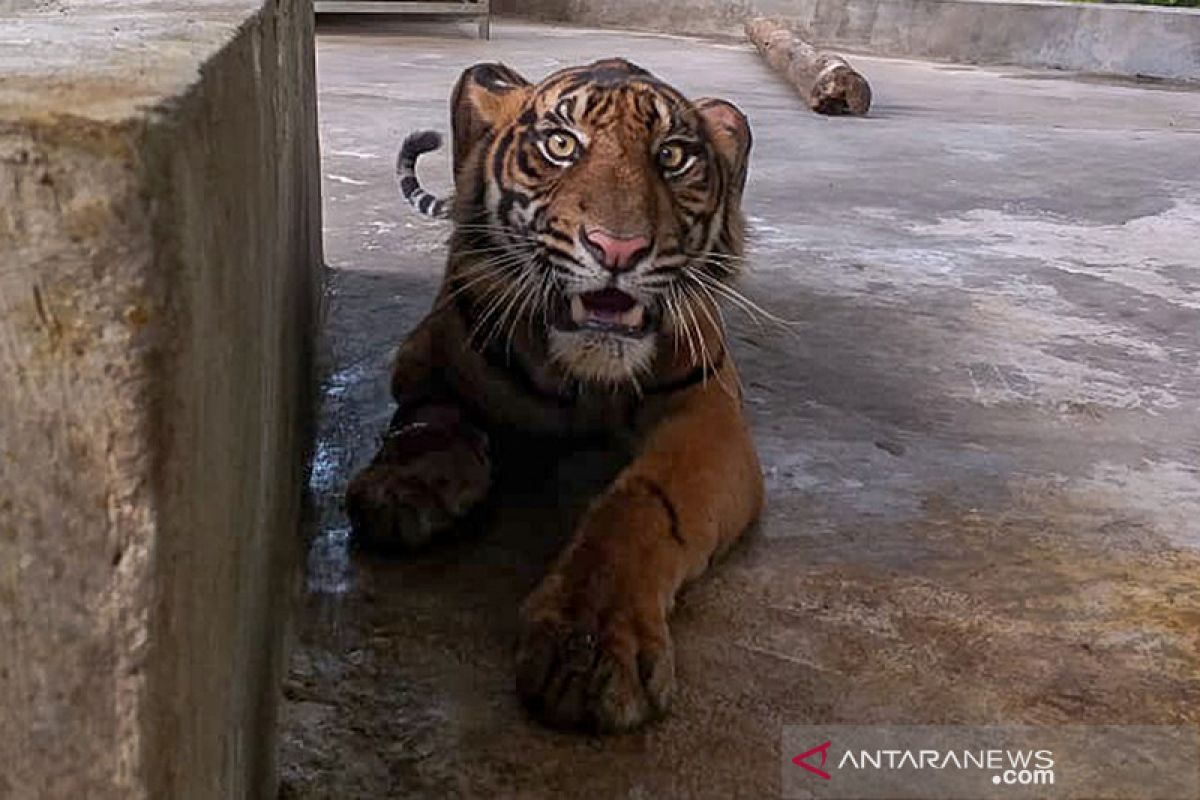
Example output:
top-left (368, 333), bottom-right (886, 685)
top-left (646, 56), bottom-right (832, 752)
top-left (548, 328), bottom-right (658, 384)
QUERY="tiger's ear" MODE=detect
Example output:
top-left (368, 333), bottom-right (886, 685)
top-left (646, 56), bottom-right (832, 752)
top-left (695, 98), bottom-right (752, 201)
top-left (450, 63), bottom-right (532, 178)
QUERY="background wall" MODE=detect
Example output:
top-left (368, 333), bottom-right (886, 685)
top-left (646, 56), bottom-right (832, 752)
top-left (493, 0), bottom-right (1200, 81)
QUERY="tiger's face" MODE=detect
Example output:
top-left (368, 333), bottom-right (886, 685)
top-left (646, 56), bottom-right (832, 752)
top-left (450, 59), bottom-right (752, 384)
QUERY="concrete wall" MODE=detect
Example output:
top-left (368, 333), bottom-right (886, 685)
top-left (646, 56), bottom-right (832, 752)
top-left (494, 0), bottom-right (755, 38)
top-left (0, 2), bottom-right (321, 798)
top-left (494, 0), bottom-right (1200, 81)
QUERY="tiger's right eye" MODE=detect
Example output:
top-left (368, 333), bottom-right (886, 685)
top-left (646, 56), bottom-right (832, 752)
top-left (542, 131), bottom-right (580, 164)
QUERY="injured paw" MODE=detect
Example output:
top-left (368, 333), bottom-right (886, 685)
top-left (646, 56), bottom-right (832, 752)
top-left (346, 402), bottom-right (490, 551)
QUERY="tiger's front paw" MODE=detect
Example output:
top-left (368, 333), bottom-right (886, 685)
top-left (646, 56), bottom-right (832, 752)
top-left (515, 573), bottom-right (675, 732)
top-left (346, 404), bottom-right (490, 551)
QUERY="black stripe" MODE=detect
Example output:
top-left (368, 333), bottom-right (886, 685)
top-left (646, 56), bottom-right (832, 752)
top-left (545, 249), bottom-right (586, 270)
top-left (543, 241), bottom-right (582, 263)
top-left (527, 184), bottom-right (555, 204)
top-left (475, 63), bottom-right (521, 92)
top-left (589, 94), bottom-right (615, 122)
top-left (633, 477), bottom-right (684, 546)
top-left (554, 97), bottom-right (576, 124)
top-left (644, 262), bottom-right (684, 276)
top-left (492, 128), bottom-right (516, 187)
top-left (583, 89), bottom-right (605, 118)
top-left (400, 176), bottom-right (419, 196)
top-left (470, 159), bottom-right (488, 213)
top-left (402, 130), bottom-right (443, 157)
top-left (529, 201), bottom-right (552, 232)
top-left (419, 194), bottom-right (436, 215)
top-left (516, 144), bottom-right (542, 179)
top-left (560, 75), bottom-right (590, 95)
top-left (544, 227), bottom-right (573, 244)
top-left (498, 188), bottom-right (532, 229)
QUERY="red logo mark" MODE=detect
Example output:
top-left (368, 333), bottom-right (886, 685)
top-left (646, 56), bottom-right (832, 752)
top-left (793, 740), bottom-right (833, 780)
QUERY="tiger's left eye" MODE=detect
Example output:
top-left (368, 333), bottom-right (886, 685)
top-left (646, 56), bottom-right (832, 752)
top-left (543, 131), bottom-right (580, 162)
top-left (657, 143), bottom-right (687, 173)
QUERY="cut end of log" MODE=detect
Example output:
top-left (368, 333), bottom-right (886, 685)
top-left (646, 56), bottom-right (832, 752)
top-left (745, 16), bottom-right (873, 117)
top-left (810, 64), bottom-right (873, 116)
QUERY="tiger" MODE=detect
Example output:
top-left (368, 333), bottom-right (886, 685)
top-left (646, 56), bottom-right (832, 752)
top-left (346, 57), bottom-right (764, 732)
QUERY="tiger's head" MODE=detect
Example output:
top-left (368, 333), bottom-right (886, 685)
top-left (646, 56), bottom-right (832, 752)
top-left (448, 58), bottom-right (752, 384)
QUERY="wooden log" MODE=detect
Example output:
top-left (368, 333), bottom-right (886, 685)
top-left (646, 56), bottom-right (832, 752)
top-left (745, 17), bottom-right (872, 116)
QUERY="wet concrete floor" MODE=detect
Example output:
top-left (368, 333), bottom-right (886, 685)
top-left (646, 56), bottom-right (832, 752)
top-left (279, 19), bottom-right (1200, 799)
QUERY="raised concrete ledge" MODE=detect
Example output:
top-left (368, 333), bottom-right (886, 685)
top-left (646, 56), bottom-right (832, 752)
top-left (492, 0), bottom-right (1200, 81)
top-left (0, 2), bottom-right (320, 797)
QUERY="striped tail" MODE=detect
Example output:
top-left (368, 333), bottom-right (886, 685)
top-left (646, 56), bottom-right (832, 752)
top-left (397, 130), bottom-right (451, 219)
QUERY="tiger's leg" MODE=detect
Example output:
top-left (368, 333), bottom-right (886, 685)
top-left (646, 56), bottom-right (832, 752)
top-left (515, 375), bottom-right (763, 731)
top-left (345, 317), bottom-right (492, 551)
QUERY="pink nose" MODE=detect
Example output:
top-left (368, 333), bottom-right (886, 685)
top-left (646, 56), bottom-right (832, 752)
top-left (583, 228), bottom-right (652, 272)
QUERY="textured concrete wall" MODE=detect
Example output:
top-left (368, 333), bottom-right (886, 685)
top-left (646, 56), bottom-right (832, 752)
top-left (758, 0), bottom-right (1200, 81)
top-left (0, 2), bottom-right (321, 798)
top-left (493, 0), bottom-right (1200, 81)
top-left (494, 0), bottom-right (753, 38)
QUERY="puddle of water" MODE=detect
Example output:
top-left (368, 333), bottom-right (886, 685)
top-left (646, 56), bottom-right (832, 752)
top-left (308, 438), bottom-right (341, 497)
top-left (306, 525), bottom-right (353, 595)
top-left (301, 359), bottom-right (374, 597)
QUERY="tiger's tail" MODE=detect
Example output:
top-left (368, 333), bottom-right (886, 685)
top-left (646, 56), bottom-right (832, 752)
top-left (397, 130), bottom-right (452, 219)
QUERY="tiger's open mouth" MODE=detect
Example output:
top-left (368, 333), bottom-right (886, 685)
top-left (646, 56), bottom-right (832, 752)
top-left (556, 288), bottom-right (656, 338)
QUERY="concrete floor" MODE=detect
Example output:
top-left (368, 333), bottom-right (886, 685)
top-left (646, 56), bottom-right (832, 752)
top-left (279, 20), bottom-right (1200, 799)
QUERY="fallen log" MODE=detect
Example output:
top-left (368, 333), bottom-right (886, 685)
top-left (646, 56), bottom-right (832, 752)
top-left (745, 17), bottom-right (872, 116)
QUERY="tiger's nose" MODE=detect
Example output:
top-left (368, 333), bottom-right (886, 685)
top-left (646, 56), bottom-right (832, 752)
top-left (582, 227), bottom-right (652, 273)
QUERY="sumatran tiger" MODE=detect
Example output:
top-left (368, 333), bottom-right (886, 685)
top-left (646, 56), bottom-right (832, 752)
top-left (346, 58), bottom-right (763, 732)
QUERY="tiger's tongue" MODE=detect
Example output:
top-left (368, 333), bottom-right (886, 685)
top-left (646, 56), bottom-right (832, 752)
top-left (572, 290), bottom-right (645, 328)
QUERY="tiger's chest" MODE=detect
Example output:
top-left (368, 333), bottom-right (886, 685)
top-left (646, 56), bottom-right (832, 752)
top-left (452, 339), bottom-right (647, 438)
top-left (435, 295), bottom-right (705, 440)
